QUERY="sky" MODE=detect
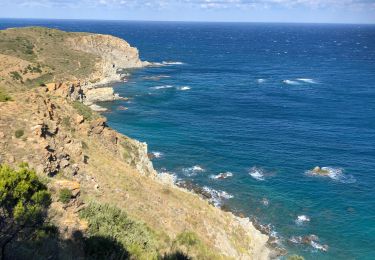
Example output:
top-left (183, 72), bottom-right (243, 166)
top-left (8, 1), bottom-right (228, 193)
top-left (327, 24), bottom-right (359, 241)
top-left (0, 0), bottom-right (374, 24)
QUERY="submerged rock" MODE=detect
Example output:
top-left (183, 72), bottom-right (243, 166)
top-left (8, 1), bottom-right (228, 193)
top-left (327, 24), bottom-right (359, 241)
top-left (312, 166), bottom-right (330, 175)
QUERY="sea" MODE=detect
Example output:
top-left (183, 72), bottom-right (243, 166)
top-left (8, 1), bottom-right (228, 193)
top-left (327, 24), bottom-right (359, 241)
top-left (1, 19), bottom-right (374, 259)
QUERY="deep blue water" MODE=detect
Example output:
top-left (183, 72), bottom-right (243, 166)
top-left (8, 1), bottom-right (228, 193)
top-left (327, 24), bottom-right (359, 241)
top-left (1, 19), bottom-right (375, 259)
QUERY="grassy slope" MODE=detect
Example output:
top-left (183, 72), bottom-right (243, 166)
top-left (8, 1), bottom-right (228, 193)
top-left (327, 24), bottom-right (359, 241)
top-left (0, 27), bottom-right (97, 91)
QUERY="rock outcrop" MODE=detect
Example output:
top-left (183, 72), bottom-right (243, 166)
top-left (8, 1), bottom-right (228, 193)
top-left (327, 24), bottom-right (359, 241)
top-left (68, 34), bottom-right (145, 86)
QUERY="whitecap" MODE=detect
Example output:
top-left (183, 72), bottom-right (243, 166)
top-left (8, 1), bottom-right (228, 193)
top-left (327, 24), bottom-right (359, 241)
top-left (202, 186), bottom-right (233, 207)
top-left (182, 165), bottom-right (205, 176)
top-left (249, 167), bottom-right (265, 181)
top-left (150, 85), bottom-right (174, 90)
top-left (151, 151), bottom-right (163, 159)
top-left (296, 78), bottom-right (318, 84)
top-left (295, 215), bottom-right (310, 225)
top-left (210, 172), bottom-right (233, 180)
top-left (283, 80), bottom-right (300, 85)
top-left (162, 61), bottom-right (185, 65)
top-left (143, 75), bottom-right (171, 80)
top-left (257, 79), bottom-right (266, 83)
top-left (261, 198), bottom-right (269, 206)
top-left (311, 241), bottom-right (329, 252)
top-left (178, 86), bottom-right (191, 91)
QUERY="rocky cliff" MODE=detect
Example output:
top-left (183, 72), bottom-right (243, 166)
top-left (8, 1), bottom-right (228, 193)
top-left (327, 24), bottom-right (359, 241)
top-left (0, 27), bottom-right (273, 260)
top-left (68, 34), bottom-right (145, 86)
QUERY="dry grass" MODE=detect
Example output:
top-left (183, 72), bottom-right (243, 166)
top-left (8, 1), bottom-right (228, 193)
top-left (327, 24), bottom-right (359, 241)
top-left (0, 27), bottom-right (98, 91)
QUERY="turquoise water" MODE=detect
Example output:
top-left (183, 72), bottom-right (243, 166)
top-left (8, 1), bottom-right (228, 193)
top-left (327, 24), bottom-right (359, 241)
top-left (1, 19), bottom-right (375, 259)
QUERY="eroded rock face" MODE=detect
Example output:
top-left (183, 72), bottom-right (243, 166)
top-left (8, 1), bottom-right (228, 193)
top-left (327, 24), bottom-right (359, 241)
top-left (119, 136), bottom-right (157, 177)
top-left (68, 34), bottom-right (144, 85)
top-left (85, 87), bottom-right (115, 102)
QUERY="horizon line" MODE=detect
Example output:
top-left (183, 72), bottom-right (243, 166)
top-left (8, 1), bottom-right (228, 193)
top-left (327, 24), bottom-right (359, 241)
top-left (0, 17), bottom-right (374, 26)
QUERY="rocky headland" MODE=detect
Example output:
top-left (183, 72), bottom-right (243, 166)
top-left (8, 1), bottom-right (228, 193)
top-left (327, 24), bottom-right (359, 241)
top-left (0, 27), bottom-right (273, 259)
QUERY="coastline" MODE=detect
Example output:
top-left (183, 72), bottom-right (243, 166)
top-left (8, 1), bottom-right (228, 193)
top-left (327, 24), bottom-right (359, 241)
top-left (89, 65), bottom-right (280, 258)
top-left (0, 26), bottom-right (275, 259)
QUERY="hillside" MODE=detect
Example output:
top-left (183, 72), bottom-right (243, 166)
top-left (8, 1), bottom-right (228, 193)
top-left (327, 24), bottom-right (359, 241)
top-left (0, 27), bottom-right (272, 259)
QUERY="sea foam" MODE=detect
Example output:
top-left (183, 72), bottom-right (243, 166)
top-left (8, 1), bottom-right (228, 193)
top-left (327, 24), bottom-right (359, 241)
top-left (295, 215), bottom-right (310, 225)
top-left (178, 86), bottom-right (191, 91)
top-left (210, 172), bottom-right (233, 180)
top-left (296, 78), bottom-right (318, 84)
top-left (151, 151), bottom-right (163, 159)
top-left (202, 186), bottom-right (234, 207)
top-left (162, 61), bottom-right (185, 65)
top-left (150, 85), bottom-right (174, 90)
top-left (249, 167), bottom-right (266, 181)
top-left (283, 79), bottom-right (300, 85)
top-left (182, 165), bottom-right (205, 177)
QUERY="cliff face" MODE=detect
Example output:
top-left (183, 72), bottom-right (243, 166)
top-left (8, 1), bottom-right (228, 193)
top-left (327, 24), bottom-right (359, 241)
top-left (68, 34), bottom-right (145, 86)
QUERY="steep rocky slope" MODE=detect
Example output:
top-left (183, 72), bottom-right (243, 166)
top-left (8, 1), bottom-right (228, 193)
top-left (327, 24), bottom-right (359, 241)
top-left (0, 27), bottom-right (273, 259)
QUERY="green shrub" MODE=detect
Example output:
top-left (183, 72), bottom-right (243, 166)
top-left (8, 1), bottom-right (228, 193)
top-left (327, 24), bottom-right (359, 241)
top-left (0, 164), bottom-right (51, 258)
top-left (172, 231), bottom-right (218, 259)
top-left (15, 129), bottom-right (24, 138)
top-left (72, 101), bottom-right (97, 121)
top-left (10, 71), bottom-right (23, 81)
top-left (0, 89), bottom-right (12, 102)
top-left (59, 188), bottom-right (72, 204)
top-left (175, 232), bottom-right (201, 247)
top-left (61, 117), bottom-right (71, 128)
top-left (81, 141), bottom-right (88, 150)
top-left (79, 203), bottom-right (158, 259)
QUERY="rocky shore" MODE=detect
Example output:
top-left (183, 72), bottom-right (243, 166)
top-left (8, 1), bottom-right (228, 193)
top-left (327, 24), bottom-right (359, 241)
top-left (0, 27), bottom-right (274, 259)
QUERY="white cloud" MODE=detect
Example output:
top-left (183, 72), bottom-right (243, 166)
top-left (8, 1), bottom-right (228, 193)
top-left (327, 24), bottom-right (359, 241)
top-left (7, 0), bottom-right (375, 10)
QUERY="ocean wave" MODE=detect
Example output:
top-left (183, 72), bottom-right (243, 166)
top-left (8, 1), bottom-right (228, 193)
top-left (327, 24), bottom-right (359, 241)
top-left (182, 165), bottom-right (205, 177)
top-left (143, 75), bottom-right (171, 81)
top-left (288, 234), bottom-right (328, 252)
top-left (151, 151), bottom-right (163, 159)
top-left (296, 78), bottom-right (318, 84)
top-left (283, 79), bottom-right (300, 85)
top-left (257, 78), bottom-right (266, 83)
top-left (150, 85), bottom-right (174, 90)
top-left (311, 241), bottom-right (329, 252)
top-left (306, 167), bottom-right (356, 184)
top-left (210, 172), bottom-right (233, 180)
top-left (162, 61), bottom-right (185, 65)
top-left (178, 86), bottom-right (191, 91)
top-left (158, 171), bottom-right (177, 184)
top-left (295, 215), bottom-right (310, 225)
top-left (202, 186), bottom-right (233, 207)
top-left (149, 61), bottom-right (185, 67)
top-left (249, 167), bottom-right (266, 181)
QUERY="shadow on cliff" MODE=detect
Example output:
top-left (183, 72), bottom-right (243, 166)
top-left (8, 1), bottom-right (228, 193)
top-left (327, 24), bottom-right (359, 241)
top-left (3, 229), bottom-right (190, 260)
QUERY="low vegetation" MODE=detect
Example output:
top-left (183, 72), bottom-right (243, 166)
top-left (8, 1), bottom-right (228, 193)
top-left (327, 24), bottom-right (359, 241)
top-left (0, 88), bottom-right (12, 102)
top-left (73, 101), bottom-right (98, 121)
top-left (59, 188), bottom-right (72, 204)
top-left (80, 203), bottom-right (158, 259)
top-left (0, 27), bottom-right (97, 93)
top-left (0, 164), bottom-right (51, 259)
top-left (15, 129), bottom-right (24, 138)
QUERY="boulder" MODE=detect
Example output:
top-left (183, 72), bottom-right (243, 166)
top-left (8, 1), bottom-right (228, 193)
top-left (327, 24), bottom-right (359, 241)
top-left (76, 115), bottom-right (84, 124)
top-left (46, 83), bottom-right (56, 92)
top-left (89, 118), bottom-right (107, 135)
